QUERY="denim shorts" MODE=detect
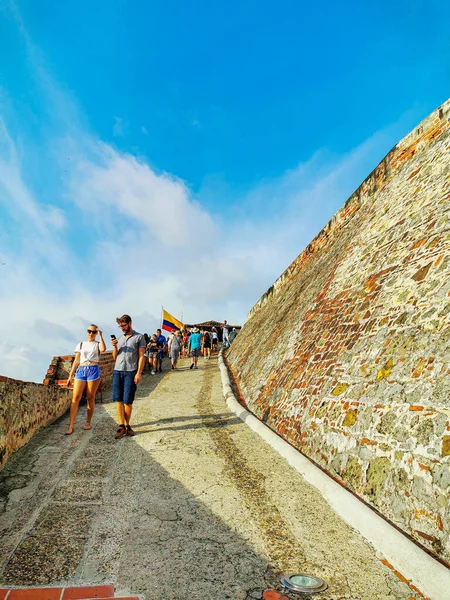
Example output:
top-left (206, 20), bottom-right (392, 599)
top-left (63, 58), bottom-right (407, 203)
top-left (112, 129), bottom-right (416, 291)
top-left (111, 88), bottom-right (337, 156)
top-left (75, 365), bottom-right (100, 381)
top-left (112, 370), bottom-right (137, 405)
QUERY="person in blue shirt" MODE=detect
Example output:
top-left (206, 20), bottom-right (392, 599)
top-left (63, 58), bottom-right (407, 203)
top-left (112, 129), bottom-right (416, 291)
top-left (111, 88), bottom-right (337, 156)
top-left (156, 328), bottom-right (167, 372)
top-left (188, 327), bottom-right (202, 370)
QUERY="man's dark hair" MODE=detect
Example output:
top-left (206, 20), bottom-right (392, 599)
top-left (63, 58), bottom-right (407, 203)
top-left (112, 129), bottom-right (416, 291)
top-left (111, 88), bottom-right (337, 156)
top-left (116, 314), bottom-right (132, 324)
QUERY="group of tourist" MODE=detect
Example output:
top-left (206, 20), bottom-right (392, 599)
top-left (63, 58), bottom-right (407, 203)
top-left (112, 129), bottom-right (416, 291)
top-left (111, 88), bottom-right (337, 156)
top-left (144, 328), bottom-right (167, 374)
top-left (65, 315), bottom-right (238, 438)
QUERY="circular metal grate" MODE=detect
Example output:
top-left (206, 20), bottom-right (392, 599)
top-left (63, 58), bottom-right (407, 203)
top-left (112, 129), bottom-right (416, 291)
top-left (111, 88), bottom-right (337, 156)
top-left (280, 573), bottom-right (328, 594)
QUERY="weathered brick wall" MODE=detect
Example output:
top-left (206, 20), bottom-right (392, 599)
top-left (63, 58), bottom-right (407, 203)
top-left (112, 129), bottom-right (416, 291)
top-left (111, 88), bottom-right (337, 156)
top-left (227, 99), bottom-right (450, 563)
top-left (0, 376), bottom-right (71, 470)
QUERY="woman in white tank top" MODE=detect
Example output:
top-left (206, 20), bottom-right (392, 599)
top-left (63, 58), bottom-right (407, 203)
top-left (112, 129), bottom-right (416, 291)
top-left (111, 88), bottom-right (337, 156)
top-left (65, 324), bottom-right (106, 435)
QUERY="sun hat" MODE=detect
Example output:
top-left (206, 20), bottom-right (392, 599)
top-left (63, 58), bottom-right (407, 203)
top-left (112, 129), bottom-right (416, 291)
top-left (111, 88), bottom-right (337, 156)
top-left (193, 327), bottom-right (200, 333)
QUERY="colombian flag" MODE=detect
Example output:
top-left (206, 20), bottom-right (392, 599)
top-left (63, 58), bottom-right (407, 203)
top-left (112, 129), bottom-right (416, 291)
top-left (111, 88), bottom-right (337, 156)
top-left (162, 309), bottom-right (184, 332)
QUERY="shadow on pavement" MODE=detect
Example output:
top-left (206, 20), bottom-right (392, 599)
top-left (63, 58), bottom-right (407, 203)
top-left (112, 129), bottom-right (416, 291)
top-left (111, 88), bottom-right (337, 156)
top-left (0, 375), bottom-right (274, 600)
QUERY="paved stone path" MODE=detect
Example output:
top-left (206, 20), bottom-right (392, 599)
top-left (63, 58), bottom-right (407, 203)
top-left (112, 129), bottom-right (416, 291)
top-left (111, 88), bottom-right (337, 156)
top-left (0, 356), bottom-right (424, 599)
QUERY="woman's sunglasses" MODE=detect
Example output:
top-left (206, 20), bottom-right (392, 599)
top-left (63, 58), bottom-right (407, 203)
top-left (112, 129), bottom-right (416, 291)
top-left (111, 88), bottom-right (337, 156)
top-left (87, 329), bottom-right (98, 334)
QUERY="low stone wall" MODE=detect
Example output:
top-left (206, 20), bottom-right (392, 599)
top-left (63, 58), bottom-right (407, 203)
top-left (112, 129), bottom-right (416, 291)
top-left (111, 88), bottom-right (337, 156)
top-left (227, 99), bottom-right (450, 564)
top-left (0, 375), bottom-right (71, 471)
top-left (44, 351), bottom-right (116, 390)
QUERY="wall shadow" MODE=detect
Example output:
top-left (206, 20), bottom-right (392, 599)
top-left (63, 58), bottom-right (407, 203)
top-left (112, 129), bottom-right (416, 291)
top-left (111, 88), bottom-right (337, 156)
top-left (0, 381), bottom-right (278, 600)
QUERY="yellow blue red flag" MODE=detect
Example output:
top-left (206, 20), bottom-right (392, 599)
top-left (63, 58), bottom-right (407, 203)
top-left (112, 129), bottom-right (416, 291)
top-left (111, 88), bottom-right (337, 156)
top-left (162, 309), bottom-right (184, 332)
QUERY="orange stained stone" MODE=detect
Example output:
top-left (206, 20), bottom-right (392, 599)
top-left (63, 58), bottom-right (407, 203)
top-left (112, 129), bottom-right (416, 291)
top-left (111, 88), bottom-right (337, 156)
top-left (418, 463), bottom-right (431, 471)
top-left (434, 254), bottom-right (444, 268)
top-left (361, 437), bottom-right (377, 446)
top-left (392, 569), bottom-right (410, 585)
top-left (410, 237), bottom-right (427, 250)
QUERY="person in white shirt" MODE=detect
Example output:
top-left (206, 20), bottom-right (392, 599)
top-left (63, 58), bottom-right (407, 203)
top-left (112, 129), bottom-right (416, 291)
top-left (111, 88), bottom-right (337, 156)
top-left (65, 325), bottom-right (106, 435)
top-left (211, 327), bottom-right (218, 353)
top-left (222, 320), bottom-right (230, 348)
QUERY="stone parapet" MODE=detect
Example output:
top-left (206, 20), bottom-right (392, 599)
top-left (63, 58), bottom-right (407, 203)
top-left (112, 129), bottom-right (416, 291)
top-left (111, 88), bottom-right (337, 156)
top-left (0, 352), bottom-right (117, 470)
top-left (0, 375), bottom-right (71, 471)
top-left (228, 98), bottom-right (450, 563)
top-left (248, 99), bottom-right (450, 322)
top-left (43, 351), bottom-right (116, 389)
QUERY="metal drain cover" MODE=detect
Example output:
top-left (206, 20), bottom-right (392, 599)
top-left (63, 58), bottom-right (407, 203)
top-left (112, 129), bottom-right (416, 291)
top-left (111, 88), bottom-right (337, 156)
top-left (280, 573), bottom-right (328, 594)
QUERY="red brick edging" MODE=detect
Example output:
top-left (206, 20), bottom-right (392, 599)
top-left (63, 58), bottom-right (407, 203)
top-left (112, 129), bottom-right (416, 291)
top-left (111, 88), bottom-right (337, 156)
top-left (0, 585), bottom-right (139, 600)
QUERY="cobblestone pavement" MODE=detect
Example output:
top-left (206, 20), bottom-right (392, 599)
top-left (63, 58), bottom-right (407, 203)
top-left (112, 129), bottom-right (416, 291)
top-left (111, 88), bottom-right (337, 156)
top-left (0, 357), bottom-right (425, 599)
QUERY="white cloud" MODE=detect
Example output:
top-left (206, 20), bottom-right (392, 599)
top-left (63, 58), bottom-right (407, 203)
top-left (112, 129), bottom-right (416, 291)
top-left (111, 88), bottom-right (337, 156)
top-left (0, 110), bottom-right (411, 383)
top-left (0, 116), bottom-right (256, 382)
top-left (43, 205), bottom-right (67, 229)
top-left (71, 143), bottom-right (216, 247)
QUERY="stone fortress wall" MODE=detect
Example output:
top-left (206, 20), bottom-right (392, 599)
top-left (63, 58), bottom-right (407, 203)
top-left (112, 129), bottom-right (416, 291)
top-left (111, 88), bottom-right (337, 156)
top-left (0, 352), bottom-right (115, 471)
top-left (226, 99), bottom-right (450, 564)
top-left (0, 375), bottom-right (71, 471)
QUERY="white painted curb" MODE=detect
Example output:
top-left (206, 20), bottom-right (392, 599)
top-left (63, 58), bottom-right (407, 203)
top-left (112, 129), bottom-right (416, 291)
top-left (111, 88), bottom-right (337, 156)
top-left (218, 351), bottom-right (450, 600)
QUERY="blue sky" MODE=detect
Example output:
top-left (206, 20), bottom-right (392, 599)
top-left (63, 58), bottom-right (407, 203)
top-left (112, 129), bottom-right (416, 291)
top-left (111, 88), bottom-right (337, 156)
top-left (0, 0), bottom-right (449, 381)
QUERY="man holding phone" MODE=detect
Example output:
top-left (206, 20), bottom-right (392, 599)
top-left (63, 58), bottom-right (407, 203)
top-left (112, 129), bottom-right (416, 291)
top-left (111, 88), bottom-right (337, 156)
top-left (111, 314), bottom-right (146, 438)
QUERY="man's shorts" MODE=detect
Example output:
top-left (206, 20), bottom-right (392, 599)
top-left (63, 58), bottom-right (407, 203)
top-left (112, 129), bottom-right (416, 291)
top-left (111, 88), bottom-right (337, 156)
top-left (190, 347), bottom-right (200, 358)
top-left (112, 370), bottom-right (137, 405)
top-left (75, 365), bottom-right (100, 381)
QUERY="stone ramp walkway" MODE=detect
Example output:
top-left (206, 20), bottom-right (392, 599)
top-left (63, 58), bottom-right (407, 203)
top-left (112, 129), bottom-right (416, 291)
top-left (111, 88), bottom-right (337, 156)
top-left (0, 356), bottom-right (424, 599)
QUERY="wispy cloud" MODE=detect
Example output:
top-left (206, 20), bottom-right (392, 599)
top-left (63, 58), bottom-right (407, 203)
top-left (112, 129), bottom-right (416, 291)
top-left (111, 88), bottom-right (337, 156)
top-left (71, 143), bottom-right (215, 247)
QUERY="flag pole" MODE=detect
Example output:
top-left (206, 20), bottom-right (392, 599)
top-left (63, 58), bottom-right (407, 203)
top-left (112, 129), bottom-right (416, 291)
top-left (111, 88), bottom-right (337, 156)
top-left (160, 306), bottom-right (163, 330)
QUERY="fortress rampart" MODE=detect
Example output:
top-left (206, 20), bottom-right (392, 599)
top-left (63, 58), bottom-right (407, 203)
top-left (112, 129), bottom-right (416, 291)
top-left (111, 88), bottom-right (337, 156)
top-left (227, 99), bottom-right (450, 563)
top-left (0, 351), bottom-right (115, 470)
top-left (0, 375), bottom-right (71, 471)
